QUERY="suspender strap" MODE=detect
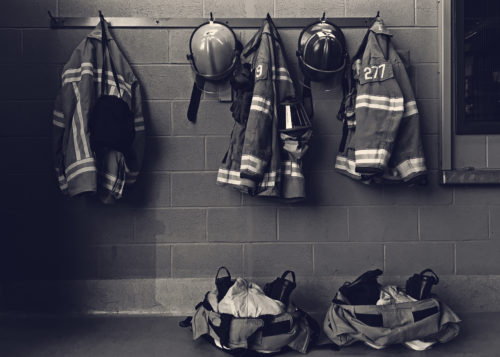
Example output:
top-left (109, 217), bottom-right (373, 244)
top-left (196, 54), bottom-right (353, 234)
top-left (302, 76), bottom-right (314, 119)
top-left (187, 75), bottom-right (204, 122)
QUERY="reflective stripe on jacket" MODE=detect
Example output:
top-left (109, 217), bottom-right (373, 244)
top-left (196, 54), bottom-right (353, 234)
top-left (52, 21), bottom-right (144, 201)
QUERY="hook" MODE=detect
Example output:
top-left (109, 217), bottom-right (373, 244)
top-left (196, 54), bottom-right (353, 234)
top-left (376, 10), bottom-right (380, 17)
top-left (209, 11), bottom-right (214, 22)
top-left (48, 10), bottom-right (63, 27)
top-left (321, 12), bottom-right (326, 22)
top-left (99, 10), bottom-right (104, 18)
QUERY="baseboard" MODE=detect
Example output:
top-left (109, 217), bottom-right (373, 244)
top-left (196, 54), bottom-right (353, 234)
top-left (1, 275), bottom-right (499, 315)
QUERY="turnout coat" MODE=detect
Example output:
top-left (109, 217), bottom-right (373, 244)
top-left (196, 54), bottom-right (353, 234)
top-left (335, 21), bottom-right (427, 184)
top-left (217, 19), bottom-right (306, 199)
top-left (52, 22), bottom-right (144, 202)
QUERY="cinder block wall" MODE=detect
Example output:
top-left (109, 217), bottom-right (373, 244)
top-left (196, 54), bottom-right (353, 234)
top-left (1, 0), bottom-right (499, 315)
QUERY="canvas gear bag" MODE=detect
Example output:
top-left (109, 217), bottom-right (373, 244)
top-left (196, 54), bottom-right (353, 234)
top-left (181, 267), bottom-right (319, 355)
top-left (263, 270), bottom-right (297, 306)
top-left (89, 13), bottom-right (135, 155)
top-left (338, 269), bottom-right (382, 305)
top-left (324, 271), bottom-right (461, 350)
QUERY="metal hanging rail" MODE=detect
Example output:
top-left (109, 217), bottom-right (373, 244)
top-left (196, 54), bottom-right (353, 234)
top-left (48, 15), bottom-right (374, 29)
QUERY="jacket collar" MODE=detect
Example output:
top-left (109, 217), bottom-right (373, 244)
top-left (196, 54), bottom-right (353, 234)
top-left (87, 19), bottom-right (114, 41)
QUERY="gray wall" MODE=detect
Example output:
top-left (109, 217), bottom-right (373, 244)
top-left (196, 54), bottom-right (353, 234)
top-left (1, 0), bottom-right (499, 315)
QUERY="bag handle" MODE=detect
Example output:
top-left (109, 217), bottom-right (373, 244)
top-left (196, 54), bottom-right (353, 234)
top-left (280, 270), bottom-right (296, 283)
top-left (420, 269), bottom-right (439, 285)
top-left (215, 266), bottom-right (231, 281)
top-left (99, 12), bottom-right (122, 97)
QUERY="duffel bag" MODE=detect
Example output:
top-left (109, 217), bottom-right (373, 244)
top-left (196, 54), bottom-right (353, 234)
top-left (182, 267), bottom-right (319, 355)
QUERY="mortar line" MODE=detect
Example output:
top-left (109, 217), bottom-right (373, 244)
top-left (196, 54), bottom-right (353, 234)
top-left (202, 0), bottom-right (206, 17)
top-left (276, 207), bottom-right (280, 241)
top-left (170, 243), bottom-right (174, 278)
top-left (417, 207), bottom-right (421, 240)
top-left (205, 209), bottom-right (209, 241)
top-left (453, 243), bottom-right (457, 275)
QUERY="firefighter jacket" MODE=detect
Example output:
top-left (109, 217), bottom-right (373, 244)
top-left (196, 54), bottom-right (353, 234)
top-left (217, 19), bottom-right (306, 199)
top-left (52, 22), bottom-right (144, 202)
top-left (335, 23), bottom-right (427, 184)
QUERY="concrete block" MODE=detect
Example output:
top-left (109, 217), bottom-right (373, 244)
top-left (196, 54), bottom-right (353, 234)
top-left (0, 137), bottom-right (51, 173)
top-left (0, 64), bottom-right (61, 100)
top-left (134, 208), bottom-right (206, 243)
top-left (416, 0), bottom-right (439, 27)
top-left (172, 244), bottom-right (243, 277)
top-left (487, 136), bottom-right (500, 168)
top-left (0, 101), bottom-right (52, 137)
top-left (0, 30), bottom-right (22, 63)
top-left (206, 136), bottom-right (230, 170)
top-left (110, 29), bottom-right (169, 64)
top-left (415, 63), bottom-right (439, 99)
top-left (57, 204), bottom-right (135, 244)
top-left (314, 243), bottom-right (384, 275)
top-left (98, 244), bottom-right (171, 279)
top-left (143, 101), bottom-right (171, 136)
top-left (418, 99), bottom-right (439, 135)
top-left (142, 136), bottom-right (205, 171)
top-left (453, 135), bottom-right (486, 169)
top-left (0, 173), bottom-right (59, 208)
top-left (172, 101), bottom-right (234, 135)
top-left (346, 0), bottom-right (414, 26)
top-left (385, 242), bottom-right (454, 275)
top-left (456, 242), bottom-right (500, 275)
top-left (171, 172), bottom-right (242, 207)
top-left (241, 194), bottom-right (291, 207)
top-left (390, 28), bottom-right (438, 63)
top-left (455, 187), bottom-right (500, 206)
top-left (343, 28), bottom-right (368, 58)
top-left (349, 207), bottom-right (418, 242)
top-left (303, 135), bottom-right (340, 172)
top-left (275, 0), bottom-right (344, 17)
top-left (22, 29), bottom-right (88, 64)
top-left (383, 171), bottom-right (453, 205)
top-left (306, 171), bottom-right (390, 206)
top-left (420, 206), bottom-right (489, 241)
top-left (132, 65), bottom-right (192, 100)
top-left (169, 30), bottom-right (192, 64)
top-left (489, 208), bottom-right (500, 240)
top-left (311, 100), bottom-right (344, 135)
top-left (60, 0), bottom-right (203, 17)
top-left (422, 134), bottom-right (439, 170)
top-left (204, 0), bottom-right (273, 17)
top-left (207, 207), bottom-right (276, 242)
top-left (244, 243), bottom-right (313, 276)
top-left (0, 0), bottom-right (56, 28)
top-left (278, 206), bottom-right (348, 242)
top-left (122, 173), bottom-right (171, 208)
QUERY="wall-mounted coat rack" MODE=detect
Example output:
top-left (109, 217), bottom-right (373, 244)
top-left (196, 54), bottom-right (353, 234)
top-left (48, 12), bottom-right (374, 29)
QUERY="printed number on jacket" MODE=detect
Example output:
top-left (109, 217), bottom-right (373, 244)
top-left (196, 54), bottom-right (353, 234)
top-left (359, 60), bottom-right (394, 85)
top-left (255, 63), bottom-right (268, 80)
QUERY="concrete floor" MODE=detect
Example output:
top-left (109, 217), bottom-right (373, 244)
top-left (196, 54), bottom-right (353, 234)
top-left (0, 312), bottom-right (497, 357)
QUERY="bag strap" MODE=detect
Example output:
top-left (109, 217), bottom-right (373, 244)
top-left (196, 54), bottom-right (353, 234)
top-left (420, 269), bottom-right (439, 285)
top-left (344, 269), bottom-right (382, 287)
top-left (215, 266), bottom-right (231, 281)
top-left (280, 270), bottom-right (296, 283)
top-left (99, 12), bottom-right (122, 97)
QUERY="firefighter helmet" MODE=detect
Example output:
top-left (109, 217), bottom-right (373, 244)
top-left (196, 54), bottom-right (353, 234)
top-left (188, 20), bottom-right (239, 81)
top-left (297, 19), bottom-right (347, 82)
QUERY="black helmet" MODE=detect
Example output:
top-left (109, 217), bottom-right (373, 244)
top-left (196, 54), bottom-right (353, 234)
top-left (297, 18), bottom-right (347, 82)
top-left (188, 19), bottom-right (239, 81)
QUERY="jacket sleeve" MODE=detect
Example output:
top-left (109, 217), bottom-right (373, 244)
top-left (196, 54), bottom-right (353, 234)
top-left (52, 90), bottom-right (71, 194)
top-left (125, 80), bottom-right (145, 185)
top-left (240, 33), bottom-right (273, 182)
